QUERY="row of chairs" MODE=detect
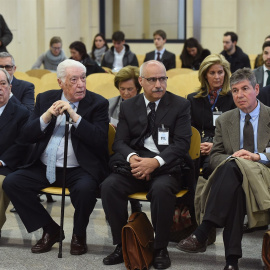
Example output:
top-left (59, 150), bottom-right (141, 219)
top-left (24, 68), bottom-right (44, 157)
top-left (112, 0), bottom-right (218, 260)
top-left (14, 69), bottom-right (199, 100)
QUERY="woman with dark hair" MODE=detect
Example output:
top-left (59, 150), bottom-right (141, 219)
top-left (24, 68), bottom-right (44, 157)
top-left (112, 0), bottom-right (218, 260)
top-left (69, 41), bottom-right (105, 76)
top-left (187, 54), bottom-right (235, 179)
top-left (89, 33), bottom-right (109, 66)
top-left (180, 37), bottom-right (210, 70)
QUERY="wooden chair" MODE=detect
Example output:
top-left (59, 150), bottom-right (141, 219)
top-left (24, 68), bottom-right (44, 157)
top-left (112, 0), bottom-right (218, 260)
top-left (26, 69), bottom-right (52, 79)
top-left (41, 124), bottom-right (116, 196)
top-left (128, 126), bottom-right (201, 201)
top-left (248, 54), bottom-right (257, 70)
top-left (86, 73), bottom-right (115, 91)
top-left (167, 68), bottom-right (194, 78)
top-left (13, 71), bottom-right (30, 80)
top-left (136, 54), bottom-right (145, 67)
top-left (91, 82), bottom-right (119, 99)
top-left (167, 72), bottom-right (200, 98)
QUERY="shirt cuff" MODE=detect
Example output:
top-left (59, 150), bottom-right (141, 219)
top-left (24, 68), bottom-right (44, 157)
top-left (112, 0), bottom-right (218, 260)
top-left (259, 153), bottom-right (269, 161)
top-left (127, 152), bottom-right (138, 163)
top-left (71, 116), bottom-right (82, 128)
top-left (154, 156), bottom-right (165, 167)
top-left (40, 116), bottom-right (50, 131)
top-left (0, 160), bottom-right (6, 167)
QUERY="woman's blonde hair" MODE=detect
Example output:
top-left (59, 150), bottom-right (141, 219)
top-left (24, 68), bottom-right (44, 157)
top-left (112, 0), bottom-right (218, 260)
top-left (195, 54), bottom-right (231, 98)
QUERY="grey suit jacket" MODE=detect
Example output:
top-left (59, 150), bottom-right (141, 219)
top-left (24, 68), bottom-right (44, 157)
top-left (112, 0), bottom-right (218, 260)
top-left (108, 95), bottom-right (121, 120)
top-left (253, 65), bottom-right (264, 89)
top-left (210, 102), bottom-right (270, 169)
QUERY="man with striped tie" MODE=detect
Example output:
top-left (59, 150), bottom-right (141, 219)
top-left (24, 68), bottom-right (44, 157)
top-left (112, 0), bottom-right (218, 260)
top-left (3, 59), bottom-right (109, 255)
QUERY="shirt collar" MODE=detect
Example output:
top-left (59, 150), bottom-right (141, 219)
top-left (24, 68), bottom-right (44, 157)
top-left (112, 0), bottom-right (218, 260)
top-left (61, 93), bottom-right (79, 109)
top-left (143, 94), bottom-right (161, 109)
top-left (239, 100), bottom-right (260, 121)
top-left (155, 48), bottom-right (165, 55)
top-left (263, 65), bottom-right (270, 73)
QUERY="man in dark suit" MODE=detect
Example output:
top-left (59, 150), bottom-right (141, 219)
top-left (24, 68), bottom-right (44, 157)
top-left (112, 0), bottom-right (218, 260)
top-left (253, 41), bottom-right (270, 89)
top-left (0, 15), bottom-right (13, 53)
top-left (3, 59), bottom-right (109, 255)
top-left (101, 60), bottom-right (191, 269)
top-left (0, 52), bottom-right (34, 111)
top-left (0, 68), bottom-right (30, 237)
top-left (144, 30), bottom-right (176, 71)
top-left (178, 68), bottom-right (270, 270)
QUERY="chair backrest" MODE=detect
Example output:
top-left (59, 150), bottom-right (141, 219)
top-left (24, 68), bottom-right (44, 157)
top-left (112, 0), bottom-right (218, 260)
top-left (26, 69), bottom-right (52, 79)
top-left (167, 68), bottom-right (194, 78)
top-left (86, 73), bottom-right (115, 90)
top-left (13, 71), bottom-right (30, 80)
top-left (108, 123), bottom-right (116, 155)
top-left (189, 126), bottom-right (201, 160)
top-left (136, 54), bottom-right (145, 66)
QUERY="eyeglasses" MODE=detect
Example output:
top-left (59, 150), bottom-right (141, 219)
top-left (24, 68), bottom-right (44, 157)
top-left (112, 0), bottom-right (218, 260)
top-left (141, 76), bottom-right (168, 84)
top-left (0, 65), bottom-right (14, 71)
top-left (69, 76), bottom-right (86, 84)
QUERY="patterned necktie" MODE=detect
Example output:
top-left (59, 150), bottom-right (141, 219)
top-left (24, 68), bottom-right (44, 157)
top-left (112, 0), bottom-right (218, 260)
top-left (138, 102), bottom-right (156, 147)
top-left (209, 90), bottom-right (218, 105)
top-left (243, 114), bottom-right (254, 153)
top-left (157, 52), bottom-right (161, 61)
top-left (266, 70), bottom-right (270, 86)
top-left (46, 115), bottom-right (66, 184)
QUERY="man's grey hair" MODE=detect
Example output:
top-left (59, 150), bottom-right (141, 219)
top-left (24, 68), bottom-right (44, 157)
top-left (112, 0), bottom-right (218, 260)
top-left (140, 60), bottom-right (166, 77)
top-left (0, 68), bottom-right (11, 84)
top-left (57, 59), bottom-right (86, 82)
top-left (0, 52), bottom-right (15, 65)
top-left (230, 68), bottom-right (257, 89)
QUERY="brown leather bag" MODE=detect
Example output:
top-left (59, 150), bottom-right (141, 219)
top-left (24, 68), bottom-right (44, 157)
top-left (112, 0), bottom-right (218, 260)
top-left (122, 212), bottom-right (154, 270)
top-left (262, 230), bottom-right (270, 269)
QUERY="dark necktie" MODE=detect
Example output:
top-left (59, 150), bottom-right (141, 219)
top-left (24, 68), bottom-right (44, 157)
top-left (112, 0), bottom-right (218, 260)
top-left (243, 114), bottom-right (254, 153)
top-left (138, 102), bottom-right (156, 147)
top-left (266, 70), bottom-right (270, 86)
top-left (157, 52), bottom-right (161, 61)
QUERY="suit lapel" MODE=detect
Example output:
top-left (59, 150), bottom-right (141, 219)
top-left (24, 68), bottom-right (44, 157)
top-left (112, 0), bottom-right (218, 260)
top-left (257, 103), bottom-right (270, 152)
top-left (0, 101), bottom-right (14, 131)
top-left (135, 94), bottom-right (148, 130)
top-left (155, 92), bottom-right (170, 125)
top-left (228, 109), bottom-right (241, 152)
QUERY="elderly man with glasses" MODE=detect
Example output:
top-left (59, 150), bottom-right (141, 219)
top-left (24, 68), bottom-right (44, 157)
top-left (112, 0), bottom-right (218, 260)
top-left (0, 52), bottom-right (34, 111)
top-left (101, 60), bottom-right (192, 269)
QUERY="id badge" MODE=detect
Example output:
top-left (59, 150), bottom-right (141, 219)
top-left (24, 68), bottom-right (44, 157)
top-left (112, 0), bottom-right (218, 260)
top-left (158, 124), bottom-right (169, 145)
top-left (213, 111), bottom-right (222, 126)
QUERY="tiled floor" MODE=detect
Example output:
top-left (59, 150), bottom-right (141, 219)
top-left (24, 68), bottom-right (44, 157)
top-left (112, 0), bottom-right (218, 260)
top-left (0, 196), bottom-right (265, 270)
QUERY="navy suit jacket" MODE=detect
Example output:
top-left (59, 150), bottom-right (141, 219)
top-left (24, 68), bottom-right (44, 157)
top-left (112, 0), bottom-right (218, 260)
top-left (21, 89), bottom-right (109, 183)
top-left (257, 84), bottom-right (270, 106)
top-left (0, 100), bottom-right (30, 175)
top-left (11, 76), bottom-right (35, 111)
top-left (144, 50), bottom-right (176, 71)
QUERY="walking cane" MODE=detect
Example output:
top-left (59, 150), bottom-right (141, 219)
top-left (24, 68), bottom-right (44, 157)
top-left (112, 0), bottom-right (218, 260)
top-left (58, 111), bottom-right (70, 258)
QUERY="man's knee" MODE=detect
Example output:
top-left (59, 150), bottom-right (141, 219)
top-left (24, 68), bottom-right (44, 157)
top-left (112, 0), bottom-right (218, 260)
top-left (100, 174), bottom-right (120, 198)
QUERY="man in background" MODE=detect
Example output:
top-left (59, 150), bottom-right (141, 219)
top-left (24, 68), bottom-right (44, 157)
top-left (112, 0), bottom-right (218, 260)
top-left (144, 29), bottom-right (176, 71)
top-left (101, 31), bottom-right (138, 72)
top-left (0, 15), bottom-right (13, 53)
top-left (221, 31), bottom-right (250, 73)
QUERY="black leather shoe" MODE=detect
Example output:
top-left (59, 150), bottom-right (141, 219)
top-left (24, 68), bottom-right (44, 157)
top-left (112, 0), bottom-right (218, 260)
top-left (70, 234), bottom-right (87, 255)
top-left (103, 244), bottom-right (124, 265)
top-left (153, 247), bottom-right (171, 269)
top-left (224, 265), bottom-right (239, 270)
top-left (46, 194), bottom-right (56, 203)
top-left (243, 223), bottom-right (268, 234)
top-left (31, 230), bottom-right (65, 253)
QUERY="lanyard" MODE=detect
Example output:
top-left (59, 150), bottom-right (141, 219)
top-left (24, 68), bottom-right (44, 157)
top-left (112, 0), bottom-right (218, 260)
top-left (208, 89), bottom-right (222, 112)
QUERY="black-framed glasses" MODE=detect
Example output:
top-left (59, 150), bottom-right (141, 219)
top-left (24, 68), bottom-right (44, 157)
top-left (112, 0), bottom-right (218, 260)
top-left (0, 65), bottom-right (14, 71)
top-left (141, 76), bottom-right (168, 84)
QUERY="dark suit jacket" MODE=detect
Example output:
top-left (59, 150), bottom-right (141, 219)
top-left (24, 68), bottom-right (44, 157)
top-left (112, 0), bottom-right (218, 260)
top-left (258, 84), bottom-right (270, 106)
top-left (144, 50), bottom-right (176, 71)
top-left (0, 100), bottom-right (30, 175)
top-left (20, 89), bottom-right (109, 183)
top-left (0, 14), bottom-right (13, 53)
top-left (253, 65), bottom-right (264, 89)
top-left (113, 91), bottom-right (191, 165)
top-left (187, 91), bottom-right (235, 138)
top-left (11, 76), bottom-right (35, 111)
top-left (210, 102), bottom-right (270, 169)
